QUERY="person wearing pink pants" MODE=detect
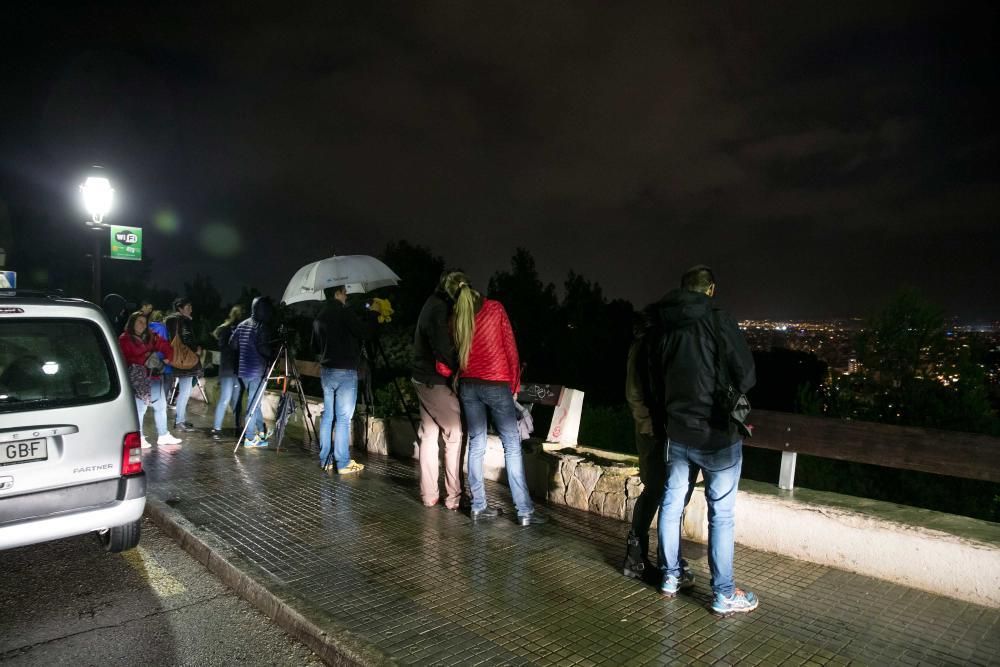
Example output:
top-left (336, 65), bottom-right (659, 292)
top-left (411, 274), bottom-right (464, 509)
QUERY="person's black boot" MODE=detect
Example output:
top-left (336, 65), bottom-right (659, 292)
top-left (622, 532), bottom-right (646, 579)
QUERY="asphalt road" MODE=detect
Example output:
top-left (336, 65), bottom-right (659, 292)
top-left (0, 519), bottom-right (322, 666)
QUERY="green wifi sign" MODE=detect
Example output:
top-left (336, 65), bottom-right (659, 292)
top-left (109, 226), bottom-right (143, 261)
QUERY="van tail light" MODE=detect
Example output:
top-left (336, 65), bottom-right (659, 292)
top-left (122, 432), bottom-right (143, 476)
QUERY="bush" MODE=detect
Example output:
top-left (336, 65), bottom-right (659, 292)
top-left (578, 404), bottom-right (634, 453)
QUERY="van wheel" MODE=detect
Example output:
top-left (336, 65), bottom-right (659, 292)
top-left (100, 519), bottom-right (142, 553)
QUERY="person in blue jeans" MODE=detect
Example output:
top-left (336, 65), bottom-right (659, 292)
top-left (444, 271), bottom-right (544, 526)
top-left (231, 297), bottom-right (274, 447)
top-left (311, 285), bottom-right (380, 473)
top-left (164, 298), bottom-right (203, 432)
top-left (319, 368), bottom-right (359, 472)
top-left (211, 305), bottom-right (244, 439)
top-left (651, 265), bottom-right (758, 616)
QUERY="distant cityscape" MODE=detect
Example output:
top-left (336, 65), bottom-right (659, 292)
top-left (739, 319), bottom-right (1000, 387)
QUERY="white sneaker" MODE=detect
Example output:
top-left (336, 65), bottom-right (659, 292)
top-left (140, 436), bottom-right (152, 449)
top-left (157, 433), bottom-right (183, 446)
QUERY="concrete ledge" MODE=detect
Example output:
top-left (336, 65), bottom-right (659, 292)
top-left (144, 498), bottom-right (391, 666)
top-left (358, 414), bottom-right (1000, 608)
top-left (686, 481), bottom-right (1000, 608)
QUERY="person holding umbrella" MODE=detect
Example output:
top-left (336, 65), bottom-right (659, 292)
top-left (311, 285), bottom-right (383, 474)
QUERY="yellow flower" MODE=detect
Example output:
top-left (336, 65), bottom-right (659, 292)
top-left (370, 297), bottom-right (394, 323)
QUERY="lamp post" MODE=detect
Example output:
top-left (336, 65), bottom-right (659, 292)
top-left (80, 175), bottom-right (114, 303)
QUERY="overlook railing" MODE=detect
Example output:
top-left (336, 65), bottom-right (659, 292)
top-left (291, 358), bottom-right (1000, 490)
top-left (748, 409), bottom-right (1000, 489)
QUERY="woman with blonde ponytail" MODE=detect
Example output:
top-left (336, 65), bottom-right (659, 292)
top-left (443, 272), bottom-right (545, 526)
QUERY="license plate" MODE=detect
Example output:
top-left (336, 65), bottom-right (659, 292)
top-left (1, 439), bottom-right (48, 466)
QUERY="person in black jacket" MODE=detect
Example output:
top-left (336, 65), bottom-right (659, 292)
top-left (311, 286), bottom-right (379, 474)
top-left (164, 297), bottom-right (203, 433)
top-left (411, 273), bottom-right (463, 509)
top-left (653, 265), bottom-right (759, 616)
top-left (211, 305), bottom-right (244, 440)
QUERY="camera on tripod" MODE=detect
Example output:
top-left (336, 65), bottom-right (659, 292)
top-left (272, 323), bottom-right (292, 344)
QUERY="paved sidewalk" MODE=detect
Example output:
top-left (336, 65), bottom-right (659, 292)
top-left (142, 409), bottom-right (1000, 666)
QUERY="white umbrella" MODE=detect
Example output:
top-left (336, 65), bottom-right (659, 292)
top-left (281, 255), bottom-right (401, 305)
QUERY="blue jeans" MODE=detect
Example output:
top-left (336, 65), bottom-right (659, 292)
top-left (174, 376), bottom-right (194, 423)
top-left (459, 383), bottom-right (534, 517)
top-left (213, 375), bottom-right (242, 430)
top-left (242, 376), bottom-right (267, 436)
top-left (658, 439), bottom-right (743, 596)
top-left (319, 368), bottom-right (358, 469)
top-left (136, 378), bottom-right (169, 436)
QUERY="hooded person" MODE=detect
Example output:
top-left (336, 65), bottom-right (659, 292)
top-left (230, 296), bottom-right (274, 447)
top-left (651, 265), bottom-right (758, 616)
top-left (101, 293), bottom-right (131, 335)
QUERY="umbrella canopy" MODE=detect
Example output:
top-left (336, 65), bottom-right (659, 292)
top-left (282, 255), bottom-right (400, 305)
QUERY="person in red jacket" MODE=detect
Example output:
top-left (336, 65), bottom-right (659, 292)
top-left (118, 311), bottom-right (181, 448)
top-left (445, 272), bottom-right (545, 526)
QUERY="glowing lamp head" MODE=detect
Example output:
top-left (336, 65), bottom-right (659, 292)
top-left (81, 176), bottom-right (114, 223)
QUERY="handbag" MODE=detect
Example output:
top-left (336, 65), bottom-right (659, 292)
top-left (709, 310), bottom-right (752, 438)
top-left (144, 351), bottom-right (165, 374)
top-left (514, 400), bottom-right (534, 441)
top-left (170, 332), bottom-right (200, 370)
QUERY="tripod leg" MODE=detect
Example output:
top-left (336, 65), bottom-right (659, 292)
top-left (294, 378), bottom-right (317, 450)
top-left (234, 345), bottom-right (284, 453)
top-left (373, 339), bottom-right (419, 437)
top-left (196, 376), bottom-right (209, 403)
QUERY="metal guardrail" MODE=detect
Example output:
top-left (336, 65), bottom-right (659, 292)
top-left (747, 409), bottom-right (1000, 489)
top-left (293, 359), bottom-right (1000, 489)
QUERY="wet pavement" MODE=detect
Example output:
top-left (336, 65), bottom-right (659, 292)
top-left (142, 408), bottom-right (1000, 666)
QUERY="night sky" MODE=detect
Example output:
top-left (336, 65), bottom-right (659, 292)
top-left (2, 3), bottom-right (997, 319)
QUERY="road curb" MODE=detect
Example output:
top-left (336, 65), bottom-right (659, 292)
top-left (144, 498), bottom-right (392, 666)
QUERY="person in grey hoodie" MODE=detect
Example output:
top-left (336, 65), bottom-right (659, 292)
top-left (230, 297), bottom-right (273, 446)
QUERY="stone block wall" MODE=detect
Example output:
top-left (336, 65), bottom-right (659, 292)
top-left (352, 415), bottom-right (647, 523)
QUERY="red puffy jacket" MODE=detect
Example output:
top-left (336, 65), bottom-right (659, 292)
top-left (462, 299), bottom-right (520, 394)
top-left (118, 331), bottom-right (173, 369)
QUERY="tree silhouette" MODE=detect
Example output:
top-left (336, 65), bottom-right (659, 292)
top-left (488, 248), bottom-right (560, 382)
top-left (378, 240), bottom-right (445, 328)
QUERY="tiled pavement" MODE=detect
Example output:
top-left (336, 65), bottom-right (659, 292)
top-left (143, 409), bottom-right (1000, 666)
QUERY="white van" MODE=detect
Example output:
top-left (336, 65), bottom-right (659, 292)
top-left (0, 292), bottom-right (145, 552)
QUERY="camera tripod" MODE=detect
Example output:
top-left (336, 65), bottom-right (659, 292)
top-left (234, 342), bottom-right (318, 453)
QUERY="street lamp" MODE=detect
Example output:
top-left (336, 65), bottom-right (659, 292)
top-left (81, 176), bottom-right (114, 224)
top-left (80, 175), bottom-right (115, 303)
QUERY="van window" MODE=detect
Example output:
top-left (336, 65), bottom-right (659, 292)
top-left (0, 319), bottom-right (119, 413)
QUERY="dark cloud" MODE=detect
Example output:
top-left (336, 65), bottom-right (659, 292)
top-left (1, 2), bottom-right (997, 319)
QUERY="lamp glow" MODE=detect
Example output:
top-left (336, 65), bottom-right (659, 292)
top-left (80, 176), bottom-right (114, 223)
